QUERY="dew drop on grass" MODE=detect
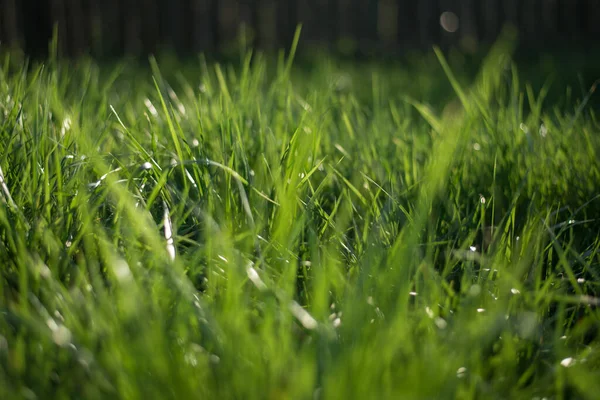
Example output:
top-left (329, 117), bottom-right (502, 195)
top-left (113, 259), bottom-right (132, 282)
top-left (289, 301), bottom-right (318, 330)
top-left (46, 318), bottom-right (58, 332)
top-left (246, 264), bottom-right (267, 292)
top-left (60, 117), bottom-right (72, 137)
top-left (52, 325), bottom-right (72, 348)
top-left (516, 312), bottom-right (538, 338)
top-left (184, 352), bottom-right (198, 367)
top-left (435, 317), bottom-right (447, 329)
top-left (39, 264), bottom-right (51, 279)
top-left (456, 367), bottom-right (467, 378)
top-left (54, 310), bottom-right (64, 322)
top-left (0, 335), bottom-right (8, 352)
top-left (425, 307), bottom-right (434, 318)
top-left (144, 98), bottom-right (158, 116)
top-left (20, 387), bottom-right (36, 400)
top-left (560, 357), bottom-right (575, 368)
top-left (511, 288), bottom-right (521, 295)
top-left (78, 349), bottom-right (94, 370)
top-left (468, 284), bottom-right (481, 297)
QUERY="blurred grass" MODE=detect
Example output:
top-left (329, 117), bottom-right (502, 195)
top-left (1, 31), bottom-right (599, 399)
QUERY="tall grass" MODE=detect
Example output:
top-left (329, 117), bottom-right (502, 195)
top-left (1, 33), bottom-right (599, 399)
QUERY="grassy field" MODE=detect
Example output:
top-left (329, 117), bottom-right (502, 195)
top-left (1, 32), bottom-right (600, 399)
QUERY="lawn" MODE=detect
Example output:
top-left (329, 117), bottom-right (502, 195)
top-left (1, 32), bottom-right (600, 399)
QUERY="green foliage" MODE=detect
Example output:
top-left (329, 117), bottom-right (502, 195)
top-left (1, 38), bottom-right (599, 399)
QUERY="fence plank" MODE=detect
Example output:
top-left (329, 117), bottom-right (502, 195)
top-left (397, 0), bottom-right (419, 48)
top-left (459, 0), bottom-right (478, 49)
top-left (585, 0), bottom-right (600, 36)
top-left (277, 0), bottom-right (298, 50)
top-left (377, 0), bottom-right (397, 49)
top-left (238, 0), bottom-right (261, 48)
top-left (3, 0), bottom-right (23, 47)
top-left (22, 0), bottom-right (50, 54)
top-left (418, 0), bottom-right (441, 46)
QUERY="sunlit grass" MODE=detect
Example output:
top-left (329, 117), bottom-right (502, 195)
top-left (1, 32), bottom-right (599, 399)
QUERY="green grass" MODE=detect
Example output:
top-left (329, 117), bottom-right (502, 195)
top-left (1, 33), bottom-right (600, 399)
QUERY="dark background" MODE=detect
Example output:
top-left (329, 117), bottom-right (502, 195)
top-left (1, 0), bottom-right (598, 58)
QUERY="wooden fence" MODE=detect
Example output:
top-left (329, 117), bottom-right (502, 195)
top-left (1, 0), bottom-right (599, 57)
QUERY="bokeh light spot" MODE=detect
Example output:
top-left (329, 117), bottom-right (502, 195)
top-left (440, 11), bottom-right (459, 33)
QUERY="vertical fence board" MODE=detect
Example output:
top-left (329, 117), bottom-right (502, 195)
top-left (502, 0), bottom-right (519, 26)
top-left (585, 0), bottom-right (600, 36)
top-left (122, 0), bottom-right (141, 55)
top-left (258, 0), bottom-right (277, 50)
top-left (238, 0), bottom-right (261, 48)
top-left (337, 0), bottom-right (354, 45)
top-left (397, 0), bottom-right (419, 48)
top-left (297, 0), bottom-right (315, 43)
top-left (96, 0), bottom-right (123, 55)
top-left (277, 0), bottom-right (298, 50)
top-left (377, 0), bottom-right (397, 50)
top-left (139, 0), bottom-right (159, 54)
top-left (22, 0), bottom-right (50, 54)
top-left (3, 0), bottom-right (22, 47)
top-left (418, 0), bottom-right (440, 47)
top-left (459, 0), bottom-right (479, 50)
top-left (541, 0), bottom-right (558, 40)
top-left (325, 0), bottom-right (339, 48)
top-left (65, 0), bottom-right (86, 55)
top-left (520, 0), bottom-right (541, 46)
